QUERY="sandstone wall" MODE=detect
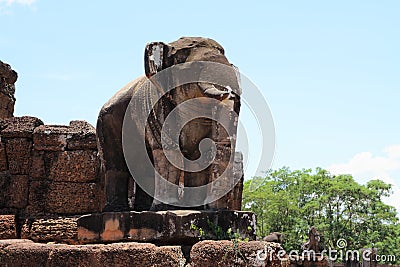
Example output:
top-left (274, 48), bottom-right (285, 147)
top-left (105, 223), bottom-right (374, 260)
top-left (0, 116), bottom-right (244, 243)
top-left (0, 117), bottom-right (102, 240)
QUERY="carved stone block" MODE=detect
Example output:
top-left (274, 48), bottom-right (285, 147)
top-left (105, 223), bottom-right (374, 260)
top-left (0, 172), bottom-right (28, 209)
top-left (0, 60), bottom-right (17, 119)
top-left (77, 210), bottom-right (256, 245)
top-left (30, 150), bottom-right (98, 182)
top-left (0, 142), bottom-right (6, 171)
top-left (27, 181), bottom-right (101, 215)
top-left (46, 182), bottom-right (100, 214)
top-left (66, 120), bottom-right (97, 150)
top-left (0, 240), bottom-right (185, 267)
top-left (21, 216), bottom-right (79, 244)
top-left (0, 116), bottom-right (43, 138)
top-left (0, 215), bottom-right (17, 239)
top-left (5, 138), bottom-right (32, 175)
top-left (33, 125), bottom-right (69, 151)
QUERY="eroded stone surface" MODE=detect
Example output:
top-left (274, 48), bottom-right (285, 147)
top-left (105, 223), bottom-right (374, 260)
top-left (0, 173), bottom-right (28, 209)
top-left (78, 210), bottom-right (256, 245)
top-left (67, 120), bottom-right (97, 150)
top-left (27, 181), bottom-right (101, 215)
top-left (0, 60), bottom-right (17, 119)
top-left (33, 125), bottom-right (70, 151)
top-left (0, 116), bottom-right (43, 138)
top-left (0, 142), bottom-right (7, 171)
top-left (5, 138), bottom-right (32, 175)
top-left (33, 121), bottom-right (96, 151)
top-left (189, 240), bottom-right (289, 267)
top-left (47, 182), bottom-right (100, 214)
top-left (0, 239), bottom-right (293, 267)
top-left (0, 215), bottom-right (16, 239)
top-left (30, 150), bottom-right (98, 182)
top-left (26, 180), bottom-right (50, 215)
top-left (21, 216), bottom-right (79, 244)
top-left (0, 240), bottom-right (185, 267)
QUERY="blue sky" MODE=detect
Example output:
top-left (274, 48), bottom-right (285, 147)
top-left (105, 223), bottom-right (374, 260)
top-left (1, 1), bottom-right (399, 213)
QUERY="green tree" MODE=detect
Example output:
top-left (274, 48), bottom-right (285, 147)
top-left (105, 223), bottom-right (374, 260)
top-left (242, 168), bottom-right (400, 264)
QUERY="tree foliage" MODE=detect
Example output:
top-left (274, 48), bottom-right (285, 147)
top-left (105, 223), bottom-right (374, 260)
top-left (242, 168), bottom-right (400, 263)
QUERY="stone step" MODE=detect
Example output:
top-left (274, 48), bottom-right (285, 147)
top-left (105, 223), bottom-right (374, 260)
top-left (78, 210), bottom-right (257, 245)
top-left (0, 239), bottom-right (290, 267)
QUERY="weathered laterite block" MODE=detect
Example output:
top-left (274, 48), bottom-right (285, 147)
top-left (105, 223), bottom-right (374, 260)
top-left (27, 181), bottom-right (101, 215)
top-left (0, 172), bottom-right (28, 209)
top-left (33, 125), bottom-right (69, 151)
top-left (0, 116), bottom-right (43, 138)
top-left (29, 150), bottom-right (46, 178)
top-left (46, 182), bottom-right (100, 214)
top-left (0, 60), bottom-right (17, 119)
top-left (0, 240), bottom-right (290, 267)
top-left (5, 138), bottom-right (32, 175)
top-left (21, 216), bottom-right (79, 244)
top-left (33, 121), bottom-right (97, 151)
top-left (0, 240), bottom-right (50, 266)
top-left (67, 121), bottom-right (97, 150)
top-left (0, 93), bottom-right (14, 119)
top-left (0, 142), bottom-right (6, 171)
top-left (26, 180), bottom-right (50, 215)
top-left (49, 151), bottom-right (98, 182)
top-left (0, 215), bottom-right (17, 239)
top-left (30, 150), bottom-right (98, 182)
top-left (0, 240), bottom-right (185, 267)
top-left (190, 240), bottom-right (289, 267)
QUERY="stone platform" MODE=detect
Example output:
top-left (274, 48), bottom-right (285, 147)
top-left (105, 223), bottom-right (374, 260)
top-left (77, 210), bottom-right (256, 245)
top-left (0, 239), bottom-right (288, 267)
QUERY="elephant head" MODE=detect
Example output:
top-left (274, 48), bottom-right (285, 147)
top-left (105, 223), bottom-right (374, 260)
top-left (139, 37), bottom-right (242, 209)
top-left (144, 37), bottom-right (241, 104)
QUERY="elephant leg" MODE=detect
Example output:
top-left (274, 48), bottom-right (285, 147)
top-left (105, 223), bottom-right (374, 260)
top-left (207, 145), bottom-right (233, 210)
top-left (183, 165), bottom-right (211, 210)
top-left (178, 118), bottom-right (213, 209)
top-left (207, 119), bottom-right (234, 210)
top-left (132, 144), bottom-right (155, 211)
top-left (151, 149), bottom-right (182, 210)
top-left (97, 110), bottom-right (131, 212)
top-left (134, 182), bottom-right (154, 211)
top-left (103, 170), bottom-right (130, 212)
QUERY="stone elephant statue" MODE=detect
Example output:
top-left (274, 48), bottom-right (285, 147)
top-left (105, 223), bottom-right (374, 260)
top-left (97, 37), bottom-right (241, 212)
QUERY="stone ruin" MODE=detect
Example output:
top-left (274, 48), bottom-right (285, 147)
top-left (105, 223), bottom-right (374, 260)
top-left (0, 47), bottom-right (291, 266)
top-left (0, 61), bottom-right (16, 118)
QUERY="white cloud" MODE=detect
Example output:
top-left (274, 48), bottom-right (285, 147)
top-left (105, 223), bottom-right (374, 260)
top-left (327, 145), bottom-right (400, 219)
top-left (0, 0), bottom-right (35, 5)
top-left (0, 0), bottom-right (35, 15)
top-left (385, 145), bottom-right (400, 159)
top-left (328, 145), bottom-right (400, 178)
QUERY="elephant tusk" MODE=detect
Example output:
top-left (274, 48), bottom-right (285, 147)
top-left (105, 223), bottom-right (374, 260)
top-left (199, 83), bottom-right (229, 98)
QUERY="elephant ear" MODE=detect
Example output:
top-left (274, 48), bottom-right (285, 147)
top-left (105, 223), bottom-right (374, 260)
top-left (144, 42), bottom-right (169, 78)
